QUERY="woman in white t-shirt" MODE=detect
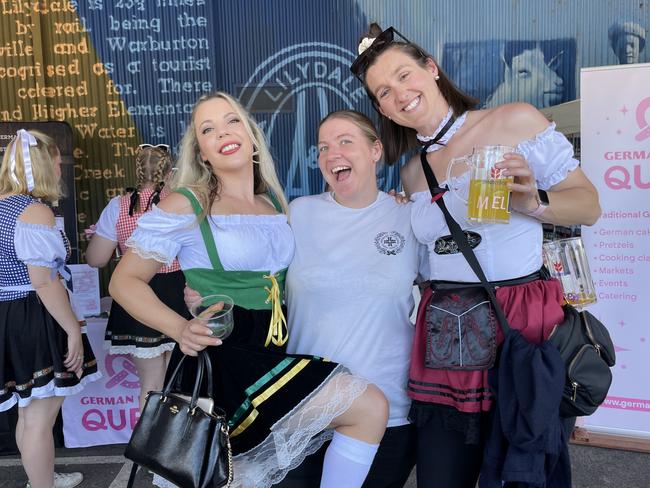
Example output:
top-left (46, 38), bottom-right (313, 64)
top-left (275, 110), bottom-right (427, 488)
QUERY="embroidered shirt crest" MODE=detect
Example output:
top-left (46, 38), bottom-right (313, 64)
top-left (374, 231), bottom-right (406, 255)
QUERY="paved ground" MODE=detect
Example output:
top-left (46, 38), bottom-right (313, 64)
top-left (2, 442), bottom-right (650, 487)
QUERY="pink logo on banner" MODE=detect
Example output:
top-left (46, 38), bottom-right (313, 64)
top-left (104, 354), bottom-right (140, 389)
top-left (635, 97), bottom-right (650, 141)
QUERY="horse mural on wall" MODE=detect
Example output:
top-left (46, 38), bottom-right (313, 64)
top-left (442, 39), bottom-right (576, 110)
top-left (483, 44), bottom-right (565, 108)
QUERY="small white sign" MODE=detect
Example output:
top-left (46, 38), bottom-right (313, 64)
top-left (68, 264), bottom-right (101, 317)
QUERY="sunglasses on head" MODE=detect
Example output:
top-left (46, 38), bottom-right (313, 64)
top-left (350, 26), bottom-right (421, 82)
top-left (137, 143), bottom-right (170, 152)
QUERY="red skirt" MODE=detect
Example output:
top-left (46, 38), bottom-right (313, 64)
top-left (408, 278), bottom-right (565, 413)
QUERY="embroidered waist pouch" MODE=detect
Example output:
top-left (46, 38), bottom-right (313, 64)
top-left (424, 271), bottom-right (542, 371)
top-left (424, 282), bottom-right (496, 371)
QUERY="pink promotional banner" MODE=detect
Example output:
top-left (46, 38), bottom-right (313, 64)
top-left (581, 63), bottom-right (650, 438)
top-left (62, 318), bottom-right (141, 447)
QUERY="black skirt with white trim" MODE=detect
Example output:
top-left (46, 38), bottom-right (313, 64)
top-left (105, 270), bottom-right (188, 358)
top-left (0, 292), bottom-right (101, 411)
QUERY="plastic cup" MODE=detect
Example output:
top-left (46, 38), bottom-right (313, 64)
top-left (189, 294), bottom-right (235, 339)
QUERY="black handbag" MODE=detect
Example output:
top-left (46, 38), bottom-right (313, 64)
top-left (124, 351), bottom-right (233, 488)
top-left (549, 305), bottom-right (615, 417)
top-left (420, 149), bottom-right (616, 417)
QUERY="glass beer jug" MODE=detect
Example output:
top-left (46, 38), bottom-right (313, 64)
top-left (446, 145), bottom-right (515, 224)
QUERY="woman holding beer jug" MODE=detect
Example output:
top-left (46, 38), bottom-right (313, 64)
top-left (350, 23), bottom-right (601, 488)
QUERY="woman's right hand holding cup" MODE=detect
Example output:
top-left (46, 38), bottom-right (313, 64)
top-left (179, 317), bottom-right (223, 356)
top-left (181, 288), bottom-right (235, 355)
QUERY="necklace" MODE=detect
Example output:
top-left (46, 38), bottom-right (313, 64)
top-left (417, 108), bottom-right (468, 153)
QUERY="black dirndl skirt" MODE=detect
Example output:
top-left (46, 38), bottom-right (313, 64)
top-left (105, 270), bottom-right (188, 358)
top-left (0, 292), bottom-right (102, 412)
top-left (157, 306), bottom-right (369, 488)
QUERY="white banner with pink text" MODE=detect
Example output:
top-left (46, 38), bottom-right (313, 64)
top-left (62, 318), bottom-right (141, 447)
top-left (580, 63), bottom-right (650, 438)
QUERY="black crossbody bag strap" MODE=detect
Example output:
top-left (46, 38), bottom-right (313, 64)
top-left (420, 150), bottom-right (511, 335)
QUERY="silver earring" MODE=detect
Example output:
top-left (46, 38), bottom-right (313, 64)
top-left (434, 74), bottom-right (440, 81)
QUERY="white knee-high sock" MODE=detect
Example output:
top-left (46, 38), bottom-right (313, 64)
top-left (320, 431), bottom-right (380, 488)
